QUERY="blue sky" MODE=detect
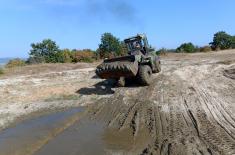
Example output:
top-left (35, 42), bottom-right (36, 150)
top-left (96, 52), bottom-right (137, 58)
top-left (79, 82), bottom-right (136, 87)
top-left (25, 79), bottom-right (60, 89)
top-left (0, 0), bottom-right (235, 58)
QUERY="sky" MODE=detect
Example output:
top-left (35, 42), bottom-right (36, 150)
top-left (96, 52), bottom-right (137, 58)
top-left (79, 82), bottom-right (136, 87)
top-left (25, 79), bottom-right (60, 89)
top-left (0, 0), bottom-right (235, 58)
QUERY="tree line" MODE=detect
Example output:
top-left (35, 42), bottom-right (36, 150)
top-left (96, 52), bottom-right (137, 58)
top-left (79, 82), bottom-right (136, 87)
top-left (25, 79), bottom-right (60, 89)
top-left (157, 31), bottom-right (235, 54)
top-left (26, 32), bottom-right (127, 64)
top-left (4, 31), bottom-right (235, 68)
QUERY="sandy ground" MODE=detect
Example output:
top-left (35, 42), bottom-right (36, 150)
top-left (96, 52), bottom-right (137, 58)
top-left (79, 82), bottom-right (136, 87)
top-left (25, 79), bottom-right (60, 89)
top-left (0, 62), bottom-right (107, 130)
top-left (0, 50), bottom-right (234, 155)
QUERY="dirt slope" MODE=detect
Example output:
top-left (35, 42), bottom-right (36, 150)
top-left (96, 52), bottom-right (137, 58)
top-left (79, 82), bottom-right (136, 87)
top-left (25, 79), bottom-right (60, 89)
top-left (85, 50), bottom-right (235, 154)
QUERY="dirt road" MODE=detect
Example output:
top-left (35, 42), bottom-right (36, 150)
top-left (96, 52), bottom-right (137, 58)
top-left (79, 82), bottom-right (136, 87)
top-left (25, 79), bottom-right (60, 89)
top-left (84, 50), bottom-right (235, 154)
top-left (0, 50), bottom-right (234, 155)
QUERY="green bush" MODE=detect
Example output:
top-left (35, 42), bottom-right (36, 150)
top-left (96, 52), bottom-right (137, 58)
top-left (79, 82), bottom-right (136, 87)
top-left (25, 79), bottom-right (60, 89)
top-left (6, 58), bottom-right (26, 68)
top-left (176, 42), bottom-right (196, 53)
top-left (232, 36), bottom-right (235, 49)
top-left (0, 68), bottom-right (4, 75)
top-left (56, 49), bottom-right (73, 63)
top-left (27, 56), bottom-right (45, 64)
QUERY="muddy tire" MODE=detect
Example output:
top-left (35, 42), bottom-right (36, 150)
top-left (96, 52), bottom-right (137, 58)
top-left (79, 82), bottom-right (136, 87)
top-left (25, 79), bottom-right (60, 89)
top-left (138, 65), bottom-right (153, 86)
top-left (156, 61), bottom-right (161, 73)
top-left (117, 77), bottom-right (125, 87)
top-left (153, 58), bottom-right (161, 73)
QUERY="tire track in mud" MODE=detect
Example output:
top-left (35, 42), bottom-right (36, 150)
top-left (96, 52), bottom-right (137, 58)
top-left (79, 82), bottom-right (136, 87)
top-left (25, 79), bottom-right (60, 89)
top-left (191, 86), bottom-right (235, 154)
top-left (86, 60), bottom-right (235, 155)
top-left (0, 52), bottom-right (234, 155)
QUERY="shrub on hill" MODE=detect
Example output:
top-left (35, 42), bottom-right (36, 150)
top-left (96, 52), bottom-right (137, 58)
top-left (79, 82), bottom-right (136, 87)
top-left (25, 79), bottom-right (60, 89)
top-left (200, 46), bottom-right (212, 52)
top-left (56, 49), bottom-right (73, 63)
top-left (0, 68), bottom-right (3, 75)
top-left (176, 42), bottom-right (196, 53)
top-left (6, 58), bottom-right (26, 68)
top-left (156, 48), bottom-right (168, 55)
top-left (72, 49), bottom-right (96, 63)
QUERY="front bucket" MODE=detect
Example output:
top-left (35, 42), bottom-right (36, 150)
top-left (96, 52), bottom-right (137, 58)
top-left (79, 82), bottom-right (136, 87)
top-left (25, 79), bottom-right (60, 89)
top-left (96, 57), bottom-right (138, 79)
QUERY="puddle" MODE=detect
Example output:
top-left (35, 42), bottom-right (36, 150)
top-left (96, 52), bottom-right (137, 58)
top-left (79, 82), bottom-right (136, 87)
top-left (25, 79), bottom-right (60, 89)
top-left (0, 106), bottom-right (134, 155)
top-left (0, 108), bottom-right (85, 155)
top-left (34, 119), bottom-right (106, 155)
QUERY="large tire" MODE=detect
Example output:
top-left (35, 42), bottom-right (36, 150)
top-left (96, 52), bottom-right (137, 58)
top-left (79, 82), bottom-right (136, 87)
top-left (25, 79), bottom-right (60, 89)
top-left (117, 77), bottom-right (125, 87)
top-left (138, 65), bottom-right (153, 86)
top-left (152, 57), bottom-right (161, 73)
top-left (155, 60), bottom-right (161, 73)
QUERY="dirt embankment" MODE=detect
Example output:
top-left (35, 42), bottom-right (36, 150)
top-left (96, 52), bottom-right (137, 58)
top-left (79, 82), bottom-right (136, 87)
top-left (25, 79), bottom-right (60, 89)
top-left (0, 50), bottom-right (234, 155)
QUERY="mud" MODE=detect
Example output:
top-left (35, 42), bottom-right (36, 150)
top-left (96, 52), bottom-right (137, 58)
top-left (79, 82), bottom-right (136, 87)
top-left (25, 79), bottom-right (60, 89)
top-left (34, 119), bottom-right (105, 155)
top-left (0, 108), bottom-right (84, 155)
top-left (0, 50), bottom-right (234, 155)
top-left (85, 50), bottom-right (235, 155)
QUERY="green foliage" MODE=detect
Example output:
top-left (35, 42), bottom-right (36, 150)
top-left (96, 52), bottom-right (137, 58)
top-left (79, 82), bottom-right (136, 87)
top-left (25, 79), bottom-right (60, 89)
top-left (6, 58), bottom-right (26, 68)
top-left (210, 31), bottom-right (234, 50)
top-left (120, 41), bottom-right (128, 56)
top-left (176, 42), bottom-right (196, 53)
top-left (56, 49), bottom-right (73, 63)
top-left (28, 39), bottom-right (60, 63)
top-left (27, 39), bottom-right (98, 64)
top-left (98, 33), bottom-right (123, 58)
top-left (232, 36), bottom-right (235, 49)
top-left (0, 68), bottom-right (3, 75)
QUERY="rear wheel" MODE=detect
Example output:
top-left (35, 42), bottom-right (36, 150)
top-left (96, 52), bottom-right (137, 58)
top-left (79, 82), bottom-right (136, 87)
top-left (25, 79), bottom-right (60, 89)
top-left (138, 65), bottom-right (153, 86)
top-left (117, 77), bottom-right (125, 87)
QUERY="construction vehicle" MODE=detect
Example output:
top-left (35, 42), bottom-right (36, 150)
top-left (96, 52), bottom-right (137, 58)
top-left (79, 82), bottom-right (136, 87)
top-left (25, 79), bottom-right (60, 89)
top-left (96, 34), bottom-right (161, 86)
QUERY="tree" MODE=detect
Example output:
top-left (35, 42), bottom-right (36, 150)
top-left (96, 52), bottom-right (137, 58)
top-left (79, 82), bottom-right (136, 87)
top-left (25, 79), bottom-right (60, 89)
top-left (210, 31), bottom-right (233, 50)
top-left (28, 39), bottom-right (60, 63)
top-left (232, 36), bottom-right (235, 49)
top-left (120, 41), bottom-right (128, 56)
top-left (176, 42), bottom-right (196, 53)
top-left (98, 33), bottom-right (122, 58)
top-left (56, 49), bottom-right (73, 63)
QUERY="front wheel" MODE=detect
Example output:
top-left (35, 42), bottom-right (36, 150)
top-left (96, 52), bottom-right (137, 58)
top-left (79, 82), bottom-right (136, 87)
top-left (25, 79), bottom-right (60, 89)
top-left (153, 57), bottom-right (161, 73)
top-left (155, 60), bottom-right (161, 73)
top-left (138, 65), bottom-right (153, 86)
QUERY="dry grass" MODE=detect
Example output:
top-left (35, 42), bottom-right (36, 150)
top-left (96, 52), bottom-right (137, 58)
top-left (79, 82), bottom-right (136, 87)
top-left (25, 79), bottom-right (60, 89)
top-left (1, 62), bottom-right (99, 78)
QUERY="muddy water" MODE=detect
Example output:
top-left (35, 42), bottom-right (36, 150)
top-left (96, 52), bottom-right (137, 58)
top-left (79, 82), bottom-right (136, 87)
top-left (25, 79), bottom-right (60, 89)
top-left (34, 119), bottom-right (105, 155)
top-left (0, 108), bottom-right (106, 155)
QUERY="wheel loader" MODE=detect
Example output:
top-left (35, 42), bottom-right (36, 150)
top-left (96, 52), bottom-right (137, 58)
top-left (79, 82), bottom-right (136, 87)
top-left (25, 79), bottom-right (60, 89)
top-left (96, 34), bottom-right (161, 86)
